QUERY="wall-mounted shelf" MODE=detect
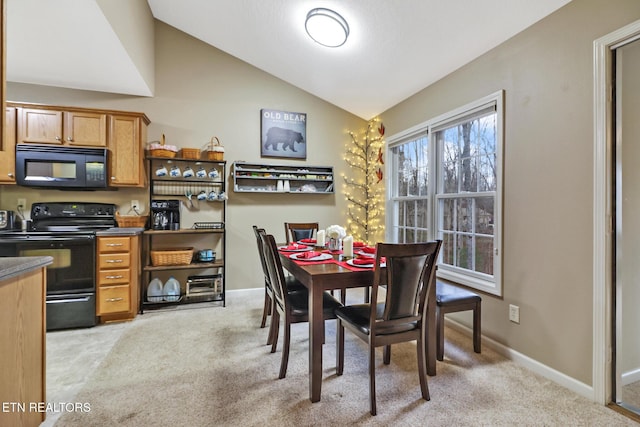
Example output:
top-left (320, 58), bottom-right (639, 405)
top-left (232, 161), bottom-right (334, 194)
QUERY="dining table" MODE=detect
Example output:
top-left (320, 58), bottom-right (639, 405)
top-left (278, 244), bottom-right (438, 403)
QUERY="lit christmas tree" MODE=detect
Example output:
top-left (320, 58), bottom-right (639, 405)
top-left (343, 118), bottom-right (386, 244)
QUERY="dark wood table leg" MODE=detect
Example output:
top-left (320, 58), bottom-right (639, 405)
top-left (309, 280), bottom-right (324, 402)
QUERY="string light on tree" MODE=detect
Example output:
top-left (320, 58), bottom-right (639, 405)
top-left (343, 118), bottom-right (385, 244)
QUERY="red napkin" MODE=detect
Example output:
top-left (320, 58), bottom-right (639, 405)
top-left (285, 243), bottom-right (307, 250)
top-left (361, 246), bottom-right (376, 254)
top-left (300, 238), bottom-right (316, 244)
top-left (352, 257), bottom-right (374, 266)
top-left (296, 251), bottom-right (321, 259)
top-left (353, 241), bottom-right (365, 248)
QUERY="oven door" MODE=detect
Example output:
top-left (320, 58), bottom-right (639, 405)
top-left (6, 234), bottom-right (97, 295)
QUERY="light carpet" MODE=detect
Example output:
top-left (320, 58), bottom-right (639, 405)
top-left (55, 289), bottom-right (636, 426)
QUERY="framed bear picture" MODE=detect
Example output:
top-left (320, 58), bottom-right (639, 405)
top-left (260, 109), bottom-right (307, 159)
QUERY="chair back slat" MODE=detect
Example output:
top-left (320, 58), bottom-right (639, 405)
top-left (284, 222), bottom-right (319, 244)
top-left (252, 226), bottom-right (270, 285)
top-left (260, 233), bottom-right (288, 310)
top-left (372, 241), bottom-right (442, 333)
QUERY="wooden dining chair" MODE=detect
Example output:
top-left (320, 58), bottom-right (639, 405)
top-left (335, 240), bottom-right (442, 415)
top-left (284, 222), bottom-right (319, 244)
top-left (252, 226), bottom-right (304, 345)
top-left (260, 232), bottom-right (343, 379)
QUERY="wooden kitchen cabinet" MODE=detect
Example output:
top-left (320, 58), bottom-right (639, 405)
top-left (96, 235), bottom-right (140, 322)
top-left (0, 263), bottom-right (47, 427)
top-left (108, 114), bottom-right (147, 187)
top-left (5, 102), bottom-right (150, 188)
top-left (0, 106), bottom-right (15, 183)
top-left (17, 106), bottom-right (107, 147)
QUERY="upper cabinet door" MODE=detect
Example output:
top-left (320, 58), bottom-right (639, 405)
top-left (0, 106), bottom-right (16, 183)
top-left (17, 108), bottom-right (64, 144)
top-left (108, 114), bottom-right (146, 187)
top-left (63, 111), bottom-right (107, 146)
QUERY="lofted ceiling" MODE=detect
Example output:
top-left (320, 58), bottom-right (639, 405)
top-left (7, 0), bottom-right (572, 120)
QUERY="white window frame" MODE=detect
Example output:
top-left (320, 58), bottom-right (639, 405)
top-left (386, 90), bottom-right (504, 296)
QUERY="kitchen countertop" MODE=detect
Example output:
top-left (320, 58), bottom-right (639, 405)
top-left (0, 256), bottom-right (53, 283)
top-left (96, 227), bottom-right (146, 236)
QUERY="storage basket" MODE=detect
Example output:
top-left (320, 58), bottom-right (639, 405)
top-left (206, 136), bottom-right (225, 161)
top-left (115, 212), bottom-right (148, 228)
top-left (180, 148), bottom-right (200, 159)
top-left (149, 134), bottom-right (177, 158)
top-left (150, 247), bottom-right (194, 266)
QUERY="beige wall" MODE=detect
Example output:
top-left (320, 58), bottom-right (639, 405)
top-left (1, 21), bottom-right (365, 296)
top-left (381, 0), bottom-right (640, 385)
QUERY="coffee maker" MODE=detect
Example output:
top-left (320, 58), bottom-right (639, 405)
top-left (151, 200), bottom-right (180, 230)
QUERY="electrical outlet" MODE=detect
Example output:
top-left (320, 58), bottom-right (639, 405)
top-left (17, 198), bottom-right (26, 210)
top-left (509, 304), bottom-right (520, 324)
top-left (131, 200), bottom-right (140, 212)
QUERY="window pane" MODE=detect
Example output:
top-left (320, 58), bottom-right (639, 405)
top-left (416, 199), bottom-right (428, 229)
top-left (478, 154), bottom-right (496, 192)
top-left (441, 232), bottom-right (454, 265)
top-left (456, 198), bottom-right (473, 233)
top-left (476, 236), bottom-right (494, 275)
top-left (476, 196), bottom-right (494, 236)
top-left (456, 234), bottom-right (473, 270)
top-left (441, 199), bottom-right (455, 231)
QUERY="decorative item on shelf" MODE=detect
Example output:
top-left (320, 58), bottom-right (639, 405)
top-left (150, 247), bottom-right (194, 266)
top-left (196, 167), bottom-right (207, 178)
top-left (183, 166), bottom-right (195, 178)
top-left (115, 212), bottom-right (148, 229)
top-left (155, 164), bottom-right (168, 177)
top-left (206, 136), bottom-right (225, 161)
top-left (326, 224), bottom-right (346, 251)
top-left (148, 134), bottom-right (178, 158)
top-left (169, 165), bottom-right (182, 177)
top-left (180, 147), bottom-right (200, 160)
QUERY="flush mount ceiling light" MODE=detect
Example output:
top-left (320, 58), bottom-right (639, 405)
top-left (305, 8), bottom-right (349, 48)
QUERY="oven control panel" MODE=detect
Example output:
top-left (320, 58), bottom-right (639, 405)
top-left (31, 202), bottom-right (116, 219)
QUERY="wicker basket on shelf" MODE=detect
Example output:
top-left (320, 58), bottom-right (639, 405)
top-left (180, 147), bottom-right (201, 159)
top-left (205, 136), bottom-right (225, 161)
top-left (150, 247), bottom-right (194, 266)
top-left (115, 212), bottom-right (148, 228)
top-left (148, 134), bottom-right (178, 158)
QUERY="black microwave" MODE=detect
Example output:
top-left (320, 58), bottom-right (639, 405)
top-left (16, 144), bottom-right (109, 189)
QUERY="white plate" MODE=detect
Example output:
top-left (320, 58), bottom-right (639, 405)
top-left (278, 245), bottom-right (312, 252)
top-left (355, 250), bottom-right (375, 257)
top-left (297, 240), bottom-right (318, 245)
top-left (290, 252), bottom-right (332, 261)
top-left (346, 259), bottom-right (385, 268)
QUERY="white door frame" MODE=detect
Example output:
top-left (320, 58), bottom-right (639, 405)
top-left (593, 19), bottom-right (640, 405)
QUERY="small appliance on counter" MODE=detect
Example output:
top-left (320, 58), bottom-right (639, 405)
top-left (0, 210), bottom-right (21, 230)
top-left (151, 199), bottom-right (181, 230)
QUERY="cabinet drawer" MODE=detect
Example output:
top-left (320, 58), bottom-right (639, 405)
top-left (98, 237), bottom-right (131, 253)
top-left (98, 268), bottom-right (130, 285)
top-left (97, 286), bottom-right (130, 314)
top-left (99, 253), bottom-right (131, 269)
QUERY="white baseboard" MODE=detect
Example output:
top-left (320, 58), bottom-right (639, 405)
top-left (622, 367), bottom-right (640, 386)
top-left (444, 318), bottom-right (595, 400)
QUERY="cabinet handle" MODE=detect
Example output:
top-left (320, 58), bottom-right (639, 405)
top-left (7, 173), bottom-right (13, 177)
top-left (106, 259), bottom-right (124, 263)
top-left (106, 297), bottom-right (124, 302)
top-left (106, 243), bottom-right (124, 247)
top-left (55, 136), bottom-right (61, 141)
top-left (67, 136), bottom-right (73, 142)
top-left (111, 176), bottom-right (116, 180)
top-left (105, 275), bottom-right (124, 279)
